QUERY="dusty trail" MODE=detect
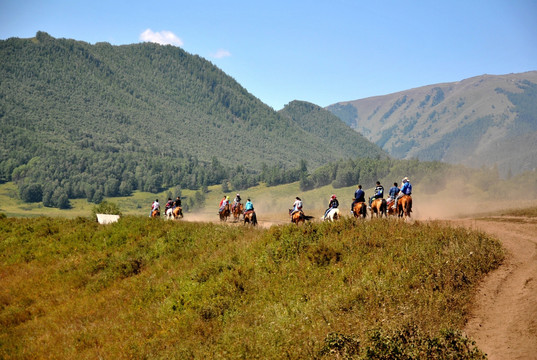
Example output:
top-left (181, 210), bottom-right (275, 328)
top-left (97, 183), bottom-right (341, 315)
top-left (455, 218), bottom-right (537, 360)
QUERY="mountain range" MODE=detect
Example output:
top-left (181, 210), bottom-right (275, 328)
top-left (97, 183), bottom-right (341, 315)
top-left (1, 31), bottom-right (534, 208)
top-left (0, 32), bottom-right (384, 206)
top-left (327, 71), bottom-right (537, 176)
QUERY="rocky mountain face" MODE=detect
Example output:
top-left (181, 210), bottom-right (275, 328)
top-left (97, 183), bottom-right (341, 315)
top-left (327, 72), bottom-right (537, 176)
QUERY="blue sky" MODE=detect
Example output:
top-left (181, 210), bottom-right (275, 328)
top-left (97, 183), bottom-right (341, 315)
top-left (1, 0), bottom-right (536, 110)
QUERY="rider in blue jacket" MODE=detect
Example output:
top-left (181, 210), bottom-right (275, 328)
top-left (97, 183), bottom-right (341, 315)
top-left (351, 185), bottom-right (365, 213)
top-left (395, 177), bottom-right (412, 206)
top-left (244, 198), bottom-right (254, 212)
top-left (388, 182), bottom-right (400, 208)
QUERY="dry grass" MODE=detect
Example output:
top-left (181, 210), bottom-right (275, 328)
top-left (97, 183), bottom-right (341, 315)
top-left (0, 216), bottom-right (503, 359)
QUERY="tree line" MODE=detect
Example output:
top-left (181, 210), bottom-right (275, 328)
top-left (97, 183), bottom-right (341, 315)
top-left (1, 32), bottom-right (388, 208)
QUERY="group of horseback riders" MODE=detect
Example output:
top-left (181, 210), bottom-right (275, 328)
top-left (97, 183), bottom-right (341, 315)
top-left (218, 193), bottom-right (256, 224)
top-left (151, 177), bottom-right (412, 222)
top-left (219, 193), bottom-right (254, 214)
top-left (288, 176), bottom-right (412, 223)
top-left (149, 196), bottom-right (183, 218)
top-left (365, 177), bottom-right (412, 211)
top-left (321, 177), bottom-right (413, 219)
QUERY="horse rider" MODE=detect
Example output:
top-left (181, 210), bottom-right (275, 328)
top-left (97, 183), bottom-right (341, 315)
top-left (174, 196), bottom-right (182, 209)
top-left (291, 196), bottom-right (303, 216)
top-left (232, 193), bottom-right (242, 211)
top-left (351, 185), bottom-right (365, 214)
top-left (368, 181), bottom-right (384, 209)
top-left (244, 198), bottom-right (254, 214)
top-left (395, 177), bottom-right (412, 204)
top-left (219, 196), bottom-right (229, 214)
top-left (388, 182), bottom-right (400, 209)
top-left (324, 194), bottom-right (339, 218)
top-left (165, 198), bottom-right (174, 213)
top-left (150, 199), bottom-right (160, 217)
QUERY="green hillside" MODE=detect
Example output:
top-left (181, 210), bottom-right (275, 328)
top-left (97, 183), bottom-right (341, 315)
top-left (0, 32), bottom-right (384, 207)
top-left (279, 101), bottom-right (386, 159)
top-left (327, 72), bottom-right (537, 176)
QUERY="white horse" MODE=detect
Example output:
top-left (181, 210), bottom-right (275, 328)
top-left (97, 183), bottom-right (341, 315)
top-left (165, 208), bottom-right (174, 220)
top-left (322, 208), bottom-right (340, 222)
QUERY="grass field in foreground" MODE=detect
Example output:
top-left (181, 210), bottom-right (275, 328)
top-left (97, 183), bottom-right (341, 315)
top-left (0, 215), bottom-right (503, 359)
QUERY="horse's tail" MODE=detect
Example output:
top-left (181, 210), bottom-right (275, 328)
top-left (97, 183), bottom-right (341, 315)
top-left (381, 199), bottom-right (387, 217)
top-left (405, 198), bottom-right (412, 216)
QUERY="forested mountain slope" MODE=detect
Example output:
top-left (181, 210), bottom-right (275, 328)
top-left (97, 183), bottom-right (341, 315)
top-left (0, 32), bottom-right (383, 206)
top-left (327, 72), bottom-right (537, 176)
top-left (278, 101), bottom-right (387, 159)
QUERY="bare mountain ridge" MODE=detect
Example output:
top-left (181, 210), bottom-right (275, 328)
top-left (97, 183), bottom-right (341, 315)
top-left (327, 71), bottom-right (537, 176)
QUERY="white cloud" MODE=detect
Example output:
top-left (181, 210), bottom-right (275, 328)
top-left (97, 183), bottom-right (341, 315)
top-left (212, 49), bottom-right (231, 59)
top-left (139, 29), bottom-right (183, 46)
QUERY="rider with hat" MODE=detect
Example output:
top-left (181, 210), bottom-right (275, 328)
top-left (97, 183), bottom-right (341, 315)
top-left (395, 177), bottom-right (412, 205)
top-left (324, 194), bottom-right (339, 218)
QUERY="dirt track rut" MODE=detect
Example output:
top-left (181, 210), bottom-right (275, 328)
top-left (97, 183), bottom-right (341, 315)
top-left (458, 218), bottom-right (537, 360)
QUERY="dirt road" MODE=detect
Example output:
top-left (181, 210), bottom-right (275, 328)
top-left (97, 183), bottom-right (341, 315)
top-left (458, 218), bottom-right (537, 360)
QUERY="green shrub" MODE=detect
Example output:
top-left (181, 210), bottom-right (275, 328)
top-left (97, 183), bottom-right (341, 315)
top-left (91, 200), bottom-right (122, 220)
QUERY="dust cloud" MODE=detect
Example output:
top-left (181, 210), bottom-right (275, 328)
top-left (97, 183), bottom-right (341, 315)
top-left (179, 168), bottom-right (536, 226)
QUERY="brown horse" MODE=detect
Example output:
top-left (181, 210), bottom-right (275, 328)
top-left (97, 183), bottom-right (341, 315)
top-left (386, 198), bottom-right (398, 217)
top-left (232, 203), bottom-right (243, 222)
top-left (219, 203), bottom-right (230, 222)
top-left (151, 209), bottom-right (160, 218)
top-left (243, 210), bottom-right (257, 226)
top-left (289, 209), bottom-right (313, 225)
top-left (397, 195), bottom-right (412, 218)
top-left (370, 198), bottom-right (387, 218)
top-left (290, 209), bottom-right (304, 225)
top-left (173, 206), bottom-right (183, 219)
top-left (352, 202), bottom-right (367, 218)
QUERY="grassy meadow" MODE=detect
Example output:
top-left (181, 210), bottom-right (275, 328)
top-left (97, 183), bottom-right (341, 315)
top-left (0, 212), bottom-right (504, 359)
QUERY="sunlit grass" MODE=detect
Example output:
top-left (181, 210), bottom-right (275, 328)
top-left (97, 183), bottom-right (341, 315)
top-left (0, 216), bottom-right (502, 358)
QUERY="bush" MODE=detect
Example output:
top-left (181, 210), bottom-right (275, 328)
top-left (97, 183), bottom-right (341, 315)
top-left (91, 200), bottom-right (122, 220)
top-left (364, 325), bottom-right (486, 359)
top-left (19, 183), bottom-right (43, 203)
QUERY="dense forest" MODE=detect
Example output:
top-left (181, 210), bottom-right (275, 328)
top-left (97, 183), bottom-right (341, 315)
top-left (0, 32), bottom-right (385, 208)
